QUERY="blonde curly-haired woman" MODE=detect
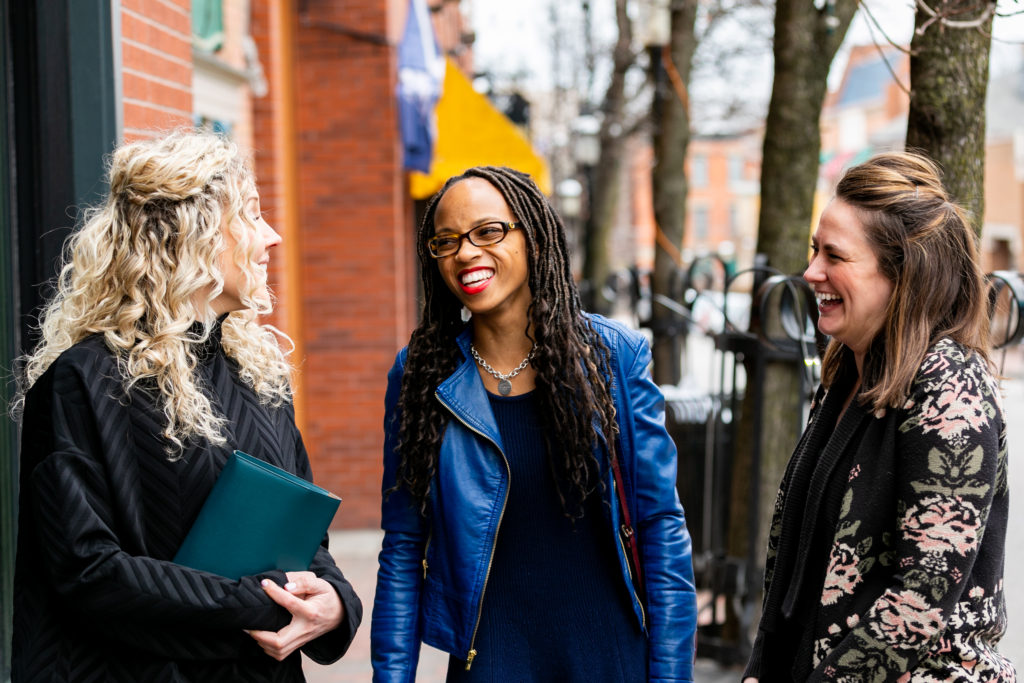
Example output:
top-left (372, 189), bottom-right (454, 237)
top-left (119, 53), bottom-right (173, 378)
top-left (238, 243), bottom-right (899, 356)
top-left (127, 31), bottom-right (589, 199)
top-left (11, 131), bottom-right (361, 682)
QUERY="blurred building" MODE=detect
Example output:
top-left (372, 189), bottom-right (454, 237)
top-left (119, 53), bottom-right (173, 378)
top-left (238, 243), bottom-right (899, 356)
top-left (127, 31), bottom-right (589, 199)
top-left (819, 45), bottom-right (910, 187)
top-left (621, 130), bottom-right (761, 285)
top-left (683, 133), bottom-right (761, 271)
top-left (819, 43), bottom-right (1024, 273)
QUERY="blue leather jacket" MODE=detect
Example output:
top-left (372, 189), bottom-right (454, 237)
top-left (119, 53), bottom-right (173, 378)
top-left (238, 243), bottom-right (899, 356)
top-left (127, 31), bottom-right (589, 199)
top-left (371, 315), bottom-right (697, 682)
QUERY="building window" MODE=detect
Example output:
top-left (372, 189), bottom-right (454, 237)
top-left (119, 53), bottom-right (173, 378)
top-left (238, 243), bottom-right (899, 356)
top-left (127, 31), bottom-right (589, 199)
top-left (991, 238), bottom-right (1012, 272)
top-left (691, 155), bottom-right (708, 188)
top-left (694, 206), bottom-right (709, 241)
top-left (728, 155), bottom-right (743, 184)
top-left (193, 0), bottom-right (224, 52)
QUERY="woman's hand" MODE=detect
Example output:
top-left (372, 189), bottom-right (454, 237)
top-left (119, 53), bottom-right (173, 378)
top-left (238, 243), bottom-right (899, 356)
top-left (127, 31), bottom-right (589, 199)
top-left (743, 678), bottom-right (758, 683)
top-left (246, 571), bottom-right (343, 661)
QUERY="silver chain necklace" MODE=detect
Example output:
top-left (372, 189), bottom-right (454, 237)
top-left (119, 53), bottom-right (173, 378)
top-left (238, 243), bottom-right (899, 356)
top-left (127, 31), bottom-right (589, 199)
top-left (470, 344), bottom-right (536, 396)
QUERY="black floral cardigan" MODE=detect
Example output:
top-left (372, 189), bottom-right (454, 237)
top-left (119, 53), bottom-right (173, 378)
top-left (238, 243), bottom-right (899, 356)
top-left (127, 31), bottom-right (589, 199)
top-left (745, 339), bottom-right (1014, 682)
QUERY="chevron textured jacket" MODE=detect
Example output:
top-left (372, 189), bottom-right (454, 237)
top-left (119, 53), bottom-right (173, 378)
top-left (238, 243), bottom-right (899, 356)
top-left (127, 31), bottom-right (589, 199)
top-left (12, 323), bottom-right (362, 682)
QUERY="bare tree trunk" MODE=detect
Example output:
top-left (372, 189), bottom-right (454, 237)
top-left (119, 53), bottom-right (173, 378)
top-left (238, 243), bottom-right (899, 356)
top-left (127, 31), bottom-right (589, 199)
top-left (723, 0), bottom-right (858, 650)
top-left (906, 0), bottom-right (994, 236)
top-left (650, 1), bottom-right (699, 386)
top-left (581, 0), bottom-right (633, 314)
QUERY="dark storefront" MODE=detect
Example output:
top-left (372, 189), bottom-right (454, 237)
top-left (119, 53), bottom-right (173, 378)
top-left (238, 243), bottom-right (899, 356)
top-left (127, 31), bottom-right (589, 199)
top-left (1, 2), bottom-right (118, 677)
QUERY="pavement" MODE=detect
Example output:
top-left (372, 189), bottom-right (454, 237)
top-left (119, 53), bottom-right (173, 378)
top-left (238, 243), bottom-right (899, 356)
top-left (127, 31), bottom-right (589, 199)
top-left (301, 527), bottom-right (742, 683)
top-left (302, 347), bottom-right (1024, 682)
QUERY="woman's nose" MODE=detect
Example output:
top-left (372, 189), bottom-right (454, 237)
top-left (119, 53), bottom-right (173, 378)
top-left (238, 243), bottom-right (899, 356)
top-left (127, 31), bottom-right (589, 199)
top-left (263, 223), bottom-right (283, 249)
top-left (804, 256), bottom-right (823, 282)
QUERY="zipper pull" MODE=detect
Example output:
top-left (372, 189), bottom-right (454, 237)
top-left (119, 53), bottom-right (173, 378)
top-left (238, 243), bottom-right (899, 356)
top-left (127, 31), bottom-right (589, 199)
top-left (465, 649), bottom-right (477, 670)
top-left (422, 558), bottom-right (428, 579)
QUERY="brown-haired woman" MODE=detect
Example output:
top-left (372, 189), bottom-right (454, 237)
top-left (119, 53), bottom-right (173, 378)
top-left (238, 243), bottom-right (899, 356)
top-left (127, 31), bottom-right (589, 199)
top-left (743, 151), bottom-right (1014, 681)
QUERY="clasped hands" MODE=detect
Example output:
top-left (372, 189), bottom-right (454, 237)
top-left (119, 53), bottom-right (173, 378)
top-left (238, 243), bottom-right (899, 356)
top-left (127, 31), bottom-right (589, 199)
top-left (246, 571), bottom-right (343, 661)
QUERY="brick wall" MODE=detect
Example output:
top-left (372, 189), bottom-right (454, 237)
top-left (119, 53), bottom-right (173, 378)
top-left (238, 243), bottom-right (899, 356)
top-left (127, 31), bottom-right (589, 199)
top-left (252, 0), bottom-right (410, 528)
top-left (120, 0), bottom-right (194, 138)
top-left (292, 1), bottom-right (411, 529)
top-left (249, 2), bottom-right (290, 335)
top-left (251, 0), bottom-right (471, 528)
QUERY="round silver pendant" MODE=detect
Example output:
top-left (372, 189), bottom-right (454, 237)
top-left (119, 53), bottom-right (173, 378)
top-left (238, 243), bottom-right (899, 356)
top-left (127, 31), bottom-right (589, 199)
top-left (497, 379), bottom-right (512, 396)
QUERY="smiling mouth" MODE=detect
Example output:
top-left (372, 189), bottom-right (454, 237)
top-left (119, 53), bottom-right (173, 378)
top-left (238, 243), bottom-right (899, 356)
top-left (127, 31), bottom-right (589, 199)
top-left (816, 292), bottom-right (842, 308)
top-left (460, 268), bottom-right (494, 286)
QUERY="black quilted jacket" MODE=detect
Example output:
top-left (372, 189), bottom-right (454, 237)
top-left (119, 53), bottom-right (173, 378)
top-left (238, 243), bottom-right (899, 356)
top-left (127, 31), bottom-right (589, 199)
top-left (12, 324), bottom-right (362, 682)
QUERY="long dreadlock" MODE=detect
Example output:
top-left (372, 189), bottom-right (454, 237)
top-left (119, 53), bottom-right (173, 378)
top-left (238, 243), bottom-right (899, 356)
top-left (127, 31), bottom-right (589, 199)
top-left (391, 166), bottom-right (621, 518)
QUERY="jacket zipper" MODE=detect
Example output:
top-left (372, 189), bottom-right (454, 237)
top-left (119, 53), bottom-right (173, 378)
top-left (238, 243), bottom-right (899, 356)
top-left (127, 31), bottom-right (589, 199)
top-left (422, 529), bottom-right (433, 579)
top-left (435, 393), bottom-right (510, 671)
top-left (617, 525), bottom-right (647, 630)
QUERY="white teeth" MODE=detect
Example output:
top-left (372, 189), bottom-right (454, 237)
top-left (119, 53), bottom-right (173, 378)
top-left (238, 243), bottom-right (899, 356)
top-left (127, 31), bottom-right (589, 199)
top-left (461, 269), bottom-right (494, 285)
top-left (816, 292), bottom-right (841, 304)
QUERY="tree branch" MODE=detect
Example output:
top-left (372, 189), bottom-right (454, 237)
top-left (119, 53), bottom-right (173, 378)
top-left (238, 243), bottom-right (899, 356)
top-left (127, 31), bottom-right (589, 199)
top-left (915, 0), bottom-right (998, 34)
top-left (862, 7), bottom-right (912, 96)
top-left (859, 0), bottom-right (912, 53)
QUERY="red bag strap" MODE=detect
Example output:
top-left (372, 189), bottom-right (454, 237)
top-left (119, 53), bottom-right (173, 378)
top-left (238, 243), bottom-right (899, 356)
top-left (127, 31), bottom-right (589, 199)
top-left (610, 452), bottom-right (645, 601)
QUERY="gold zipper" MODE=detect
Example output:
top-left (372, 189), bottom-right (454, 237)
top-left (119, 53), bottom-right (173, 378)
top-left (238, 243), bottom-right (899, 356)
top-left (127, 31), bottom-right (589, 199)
top-left (422, 529), bottom-right (433, 579)
top-left (435, 393), bottom-right (510, 671)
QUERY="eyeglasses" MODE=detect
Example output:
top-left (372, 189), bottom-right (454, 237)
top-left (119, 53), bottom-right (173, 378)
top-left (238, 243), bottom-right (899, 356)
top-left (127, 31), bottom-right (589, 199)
top-left (427, 221), bottom-right (519, 258)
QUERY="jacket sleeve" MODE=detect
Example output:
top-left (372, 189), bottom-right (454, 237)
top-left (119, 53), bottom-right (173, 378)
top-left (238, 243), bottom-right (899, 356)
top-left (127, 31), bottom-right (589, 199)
top-left (291, 424), bottom-right (364, 664)
top-left (623, 338), bottom-right (698, 682)
top-left (808, 350), bottom-right (1005, 681)
top-left (21, 354), bottom-right (295, 660)
top-left (371, 349), bottom-right (429, 682)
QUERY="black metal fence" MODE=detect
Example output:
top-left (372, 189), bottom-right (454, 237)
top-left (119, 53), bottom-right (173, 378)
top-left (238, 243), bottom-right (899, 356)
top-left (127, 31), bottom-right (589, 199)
top-left (591, 260), bottom-right (1024, 665)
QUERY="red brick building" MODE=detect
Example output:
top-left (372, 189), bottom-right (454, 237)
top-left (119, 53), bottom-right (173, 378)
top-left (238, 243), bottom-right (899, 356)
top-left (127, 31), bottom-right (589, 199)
top-left (246, 1), bottom-right (474, 527)
top-left (0, 0), bottom-right (483, 535)
top-left (120, 0), bottom-right (195, 135)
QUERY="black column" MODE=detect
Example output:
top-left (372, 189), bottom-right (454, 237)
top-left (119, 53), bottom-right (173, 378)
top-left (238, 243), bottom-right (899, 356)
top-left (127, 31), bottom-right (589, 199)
top-left (1, 1), bottom-right (117, 676)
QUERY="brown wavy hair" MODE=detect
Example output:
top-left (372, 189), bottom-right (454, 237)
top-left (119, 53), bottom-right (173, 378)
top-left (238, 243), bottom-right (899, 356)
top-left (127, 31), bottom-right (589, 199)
top-left (821, 151), bottom-right (990, 410)
top-left (392, 166), bottom-right (619, 517)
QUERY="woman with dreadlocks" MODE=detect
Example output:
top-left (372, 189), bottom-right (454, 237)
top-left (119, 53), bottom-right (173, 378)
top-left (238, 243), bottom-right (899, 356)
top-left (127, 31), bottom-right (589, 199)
top-left (370, 167), bottom-right (697, 681)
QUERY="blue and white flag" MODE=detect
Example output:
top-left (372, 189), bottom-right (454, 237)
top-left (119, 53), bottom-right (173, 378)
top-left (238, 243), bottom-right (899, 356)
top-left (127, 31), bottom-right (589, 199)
top-left (397, 0), bottom-right (445, 173)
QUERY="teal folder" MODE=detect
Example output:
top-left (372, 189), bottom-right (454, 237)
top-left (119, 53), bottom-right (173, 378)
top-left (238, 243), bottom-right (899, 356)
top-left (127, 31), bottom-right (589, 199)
top-left (173, 450), bottom-right (341, 580)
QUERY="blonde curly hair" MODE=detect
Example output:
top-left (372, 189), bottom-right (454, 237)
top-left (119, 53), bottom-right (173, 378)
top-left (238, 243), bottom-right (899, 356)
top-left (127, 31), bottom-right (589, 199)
top-left (17, 130), bottom-right (293, 456)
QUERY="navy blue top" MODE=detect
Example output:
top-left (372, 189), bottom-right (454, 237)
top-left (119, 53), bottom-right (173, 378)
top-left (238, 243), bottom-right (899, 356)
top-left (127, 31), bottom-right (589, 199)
top-left (446, 391), bottom-right (647, 683)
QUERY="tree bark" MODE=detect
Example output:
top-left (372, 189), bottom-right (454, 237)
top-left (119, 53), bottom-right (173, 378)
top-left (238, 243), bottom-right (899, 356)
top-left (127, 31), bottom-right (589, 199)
top-left (906, 1), bottom-right (994, 236)
top-left (651, 1), bottom-right (699, 386)
top-left (756, 2), bottom-right (855, 274)
top-left (581, 0), bottom-right (633, 314)
top-left (723, 0), bottom-right (858, 650)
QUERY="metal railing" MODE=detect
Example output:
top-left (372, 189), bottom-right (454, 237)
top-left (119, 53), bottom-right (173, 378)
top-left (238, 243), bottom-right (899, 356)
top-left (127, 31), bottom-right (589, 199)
top-left (584, 261), bottom-right (1024, 665)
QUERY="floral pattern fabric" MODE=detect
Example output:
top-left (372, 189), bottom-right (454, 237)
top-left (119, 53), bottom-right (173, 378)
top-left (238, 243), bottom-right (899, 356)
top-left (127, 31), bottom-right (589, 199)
top-left (753, 339), bottom-right (1014, 682)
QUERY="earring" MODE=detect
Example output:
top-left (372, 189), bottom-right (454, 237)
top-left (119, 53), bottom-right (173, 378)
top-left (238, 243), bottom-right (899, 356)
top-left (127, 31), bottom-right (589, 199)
top-left (461, 306), bottom-right (472, 322)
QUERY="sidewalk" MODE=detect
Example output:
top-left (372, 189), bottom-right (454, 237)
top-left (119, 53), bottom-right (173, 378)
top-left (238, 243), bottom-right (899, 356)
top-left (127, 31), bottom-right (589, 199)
top-left (302, 529), bottom-right (742, 682)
